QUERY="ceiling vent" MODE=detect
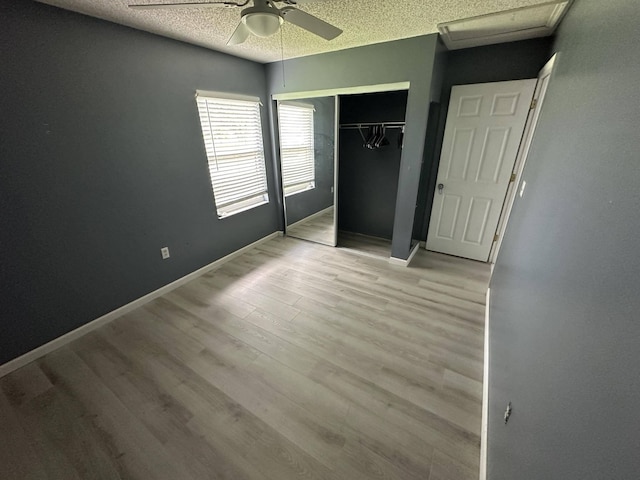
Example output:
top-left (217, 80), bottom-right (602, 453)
top-left (437, 1), bottom-right (572, 50)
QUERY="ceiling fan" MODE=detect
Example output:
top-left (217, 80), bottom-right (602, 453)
top-left (128, 0), bottom-right (343, 45)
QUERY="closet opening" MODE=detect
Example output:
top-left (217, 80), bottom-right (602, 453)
top-left (337, 90), bottom-right (408, 259)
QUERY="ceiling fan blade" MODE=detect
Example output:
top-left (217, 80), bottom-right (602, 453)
top-left (128, 1), bottom-right (241, 10)
top-left (227, 21), bottom-right (251, 45)
top-left (278, 0), bottom-right (332, 4)
top-left (280, 6), bottom-right (342, 40)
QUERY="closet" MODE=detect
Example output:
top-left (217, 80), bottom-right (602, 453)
top-left (337, 90), bottom-right (408, 258)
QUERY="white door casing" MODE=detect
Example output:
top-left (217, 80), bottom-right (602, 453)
top-left (426, 79), bottom-right (537, 261)
top-left (490, 55), bottom-right (557, 264)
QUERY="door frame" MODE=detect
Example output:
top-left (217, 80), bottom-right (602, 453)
top-left (425, 78), bottom-right (537, 261)
top-left (488, 54), bottom-right (558, 264)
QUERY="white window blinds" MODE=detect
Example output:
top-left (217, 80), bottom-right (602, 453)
top-left (196, 94), bottom-right (269, 218)
top-left (278, 102), bottom-right (315, 196)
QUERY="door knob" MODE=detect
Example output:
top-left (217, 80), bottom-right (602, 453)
top-left (437, 183), bottom-right (444, 194)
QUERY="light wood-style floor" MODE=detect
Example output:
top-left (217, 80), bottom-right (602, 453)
top-left (338, 231), bottom-right (392, 259)
top-left (0, 236), bottom-right (490, 480)
top-left (287, 207), bottom-right (335, 246)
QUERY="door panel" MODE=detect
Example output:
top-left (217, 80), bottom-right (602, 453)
top-left (446, 128), bottom-right (474, 180)
top-left (426, 79), bottom-right (537, 261)
top-left (477, 127), bottom-right (510, 183)
top-left (463, 197), bottom-right (492, 245)
top-left (436, 194), bottom-right (462, 240)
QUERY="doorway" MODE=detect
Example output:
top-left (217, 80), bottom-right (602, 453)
top-left (490, 55), bottom-right (557, 264)
top-left (337, 90), bottom-right (408, 259)
top-left (426, 79), bottom-right (536, 261)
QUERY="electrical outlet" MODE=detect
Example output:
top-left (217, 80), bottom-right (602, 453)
top-left (161, 247), bottom-right (170, 260)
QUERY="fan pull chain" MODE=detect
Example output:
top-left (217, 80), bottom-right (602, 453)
top-left (280, 23), bottom-right (286, 88)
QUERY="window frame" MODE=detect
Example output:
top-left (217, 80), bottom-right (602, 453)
top-left (195, 90), bottom-right (270, 218)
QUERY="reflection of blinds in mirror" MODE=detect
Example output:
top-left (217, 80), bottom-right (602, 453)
top-left (196, 95), bottom-right (269, 218)
top-left (279, 103), bottom-right (315, 196)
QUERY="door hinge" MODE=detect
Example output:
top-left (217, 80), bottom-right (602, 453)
top-left (530, 98), bottom-right (538, 109)
top-left (510, 173), bottom-right (517, 183)
top-left (494, 233), bottom-right (499, 243)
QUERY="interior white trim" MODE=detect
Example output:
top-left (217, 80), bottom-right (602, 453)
top-left (333, 95), bottom-right (340, 247)
top-left (438, 1), bottom-right (572, 50)
top-left (480, 287), bottom-right (491, 480)
top-left (286, 206), bottom-right (333, 231)
top-left (389, 241), bottom-right (420, 267)
top-left (195, 90), bottom-right (262, 104)
top-left (272, 82), bottom-right (410, 101)
top-left (489, 53), bottom-right (558, 265)
top-left (279, 100), bottom-right (315, 110)
top-left (0, 231), bottom-right (282, 378)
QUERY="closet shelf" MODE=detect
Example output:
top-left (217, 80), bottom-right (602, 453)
top-left (339, 122), bottom-right (405, 130)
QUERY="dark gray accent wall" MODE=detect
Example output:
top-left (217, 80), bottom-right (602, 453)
top-left (282, 97), bottom-right (335, 225)
top-left (267, 36), bottom-right (438, 259)
top-left (340, 91), bottom-right (409, 125)
top-left (411, 39), bottom-right (447, 244)
top-left (419, 37), bottom-right (553, 240)
top-left (412, 102), bottom-right (441, 242)
top-left (338, 92), bottom-right (407, 240)
top-left (0, 1), bottom-right (279, 364)
top-left (488, 1), bottom-right (640, 478)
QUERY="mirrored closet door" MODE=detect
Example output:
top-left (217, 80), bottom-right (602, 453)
top-left (277, 95), bottom-right (338, 246)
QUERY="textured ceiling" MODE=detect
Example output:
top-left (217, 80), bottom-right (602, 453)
top-left (37, 0), bottom-right (553, 63)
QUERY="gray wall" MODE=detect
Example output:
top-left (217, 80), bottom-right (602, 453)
top-left (0, 1), bottom-right (279, 364)
top-left (267, 36), bottom-right (438, 259)
top-left (282, 97), bottom-right (335, 225)
top-left (338, 91), bottom-right (407, 239)
top-left (411, 40), bottom-right (447, 245)
top-left (420, 37), bottom-right (553, 240)
top-left (488, 1), bottom-right (640, 478)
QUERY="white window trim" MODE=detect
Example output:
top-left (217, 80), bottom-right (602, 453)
top-left (195, 93), bottom-right (270, 218)
top-left (278, 101), bottom-right (316, 198)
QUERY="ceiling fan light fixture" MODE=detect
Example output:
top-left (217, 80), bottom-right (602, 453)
top-left (243, 11), bottom-right (283, 37)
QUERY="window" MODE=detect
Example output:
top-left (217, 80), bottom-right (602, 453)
top-left (196, 92), bottom-right (269, 218)
top-left (278, 102), bottom-right (315, 196)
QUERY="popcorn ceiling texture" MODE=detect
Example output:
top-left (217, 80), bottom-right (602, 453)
top-left (37, 0), bottom-right (550, 63)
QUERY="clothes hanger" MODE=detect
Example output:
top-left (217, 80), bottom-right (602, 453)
top-left (375, 125), bottom-right (387, 148)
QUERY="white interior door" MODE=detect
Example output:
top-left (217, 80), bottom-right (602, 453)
top-left (426, 79), bottom-right (537, 261)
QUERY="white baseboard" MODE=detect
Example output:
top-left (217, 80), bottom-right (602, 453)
top-left (286, 206), bottom-right (333, 230)
top-left (0, 231), bottom-right (282, 378)
top-left (480, 287), bottom-right (490, 480)
top-left (389, 242), bottom-right (421, 267)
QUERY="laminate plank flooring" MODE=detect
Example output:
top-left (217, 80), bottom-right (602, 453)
top-left (0, 236), bottom-right (490, 480)
top-left (337, 231), bottom-right (392, 259)
top-left (287, 208), bottom-right (335, 246)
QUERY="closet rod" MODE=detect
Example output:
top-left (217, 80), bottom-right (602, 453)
top-left (339, 122), bottom-right (405, 129)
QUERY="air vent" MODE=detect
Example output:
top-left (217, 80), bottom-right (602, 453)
top-left (438, 1), bottom-right (572, 50)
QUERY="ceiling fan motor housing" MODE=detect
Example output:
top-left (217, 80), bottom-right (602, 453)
top-left (241, 1), bottom-right (283, 37)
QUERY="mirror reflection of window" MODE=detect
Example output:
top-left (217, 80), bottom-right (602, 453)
top-left (277, 96), bottom-right (337, 247)
top-left (278, 102), bottom-right (316, 197)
